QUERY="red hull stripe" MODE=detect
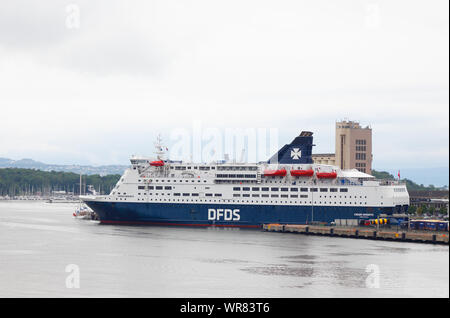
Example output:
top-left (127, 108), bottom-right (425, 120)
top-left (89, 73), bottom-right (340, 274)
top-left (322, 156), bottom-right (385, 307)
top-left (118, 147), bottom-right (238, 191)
top-left (100, 220), bottom-right (260, 228)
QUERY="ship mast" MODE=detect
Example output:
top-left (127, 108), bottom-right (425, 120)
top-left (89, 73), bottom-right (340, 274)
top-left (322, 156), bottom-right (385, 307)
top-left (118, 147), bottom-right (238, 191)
top-left (154, 134), bottom-right (167, 160)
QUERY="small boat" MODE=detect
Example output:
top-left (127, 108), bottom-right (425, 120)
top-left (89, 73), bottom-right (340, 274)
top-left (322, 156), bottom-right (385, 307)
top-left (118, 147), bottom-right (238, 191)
top-left (264, 169), bottom-right (287, 177)
top-left (73, 205), bottom-right (95, 220)
top-left (150, 160), bottom-right (165, 166)
top-left (290, 169), bottom-right (314, 177)
top-left (316, 171), bottom-right (337, 179)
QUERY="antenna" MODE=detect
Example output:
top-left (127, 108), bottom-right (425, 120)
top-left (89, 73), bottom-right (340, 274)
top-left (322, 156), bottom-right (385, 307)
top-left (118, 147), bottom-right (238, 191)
top-left (154, 134), bottom-right (166, 160)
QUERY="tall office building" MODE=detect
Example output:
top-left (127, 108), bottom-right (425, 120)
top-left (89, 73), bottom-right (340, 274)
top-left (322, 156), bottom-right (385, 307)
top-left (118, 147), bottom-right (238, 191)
top-left (335, 120), bottom-right (372, 174)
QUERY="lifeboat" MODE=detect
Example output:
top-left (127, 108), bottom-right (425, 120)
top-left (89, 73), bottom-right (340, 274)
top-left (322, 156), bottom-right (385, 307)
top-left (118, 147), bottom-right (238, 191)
top-left (290, 169), bottom-right (314, 177)
top-left (264, 169), bottom-right (287, 177)
top-left (150, 160), bottom-right (165, 167)
top-left (316, 171), bottom-right (337, 179)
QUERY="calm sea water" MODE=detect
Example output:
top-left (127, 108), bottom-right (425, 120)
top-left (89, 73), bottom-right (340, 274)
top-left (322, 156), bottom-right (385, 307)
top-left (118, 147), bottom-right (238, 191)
top-left (0, 201), bottom-right (448, 298)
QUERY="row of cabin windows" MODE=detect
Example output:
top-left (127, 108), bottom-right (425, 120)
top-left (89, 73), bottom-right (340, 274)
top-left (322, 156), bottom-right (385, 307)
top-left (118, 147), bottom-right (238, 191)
top-left (173, 193), bottom-right (222, 197)
top-left (138, 186), bottom-right (173, 190)
top-left (217, 166), bottom-right (258, 171)
top-left (137, 186), bottom-right (349, 193)
top-left (134, 192), bottom-right (364, 199)
top-left (136, 192), bottom-right (222, 197)
top-left (139, 180), bottom-right (208, 183)
top-left (169, 166), bottom-right (259, 171)
top-left (232, 187), bottom-right (348, 192)
top-left (233, 194), bottom-right (309, 198)
top-left (127, 197), bottom-right (369, 205)
top-left (216, 174), bottom-right (257, 178)
top-left (170, 166), bottom-right (216, 171)
top-left (172, 166), bottom-right (214, 171)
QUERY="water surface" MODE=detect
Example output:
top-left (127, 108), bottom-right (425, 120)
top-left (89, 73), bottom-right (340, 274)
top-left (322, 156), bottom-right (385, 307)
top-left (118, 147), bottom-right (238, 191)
top-left (0, 201), bottom-right (448, 297)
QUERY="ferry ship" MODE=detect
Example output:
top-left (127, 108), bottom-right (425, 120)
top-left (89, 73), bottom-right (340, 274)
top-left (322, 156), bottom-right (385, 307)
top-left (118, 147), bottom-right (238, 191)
top-left (80, 132), bottom-right (409, 228)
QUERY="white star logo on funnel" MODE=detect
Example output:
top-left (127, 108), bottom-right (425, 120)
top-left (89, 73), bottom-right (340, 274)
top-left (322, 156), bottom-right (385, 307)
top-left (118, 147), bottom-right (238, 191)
top-left (290, 148), bottom-right (301, 160)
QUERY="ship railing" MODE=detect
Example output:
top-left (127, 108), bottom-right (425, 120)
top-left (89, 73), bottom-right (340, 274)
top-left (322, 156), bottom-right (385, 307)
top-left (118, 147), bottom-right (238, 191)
top-left (337, 178), bottom-right (406, 187)
top-left (377, 179), bottom-right (406, 186)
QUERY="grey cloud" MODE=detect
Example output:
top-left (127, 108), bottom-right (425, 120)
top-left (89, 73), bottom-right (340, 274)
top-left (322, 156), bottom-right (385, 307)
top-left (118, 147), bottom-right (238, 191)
top-left (0, 1), bottom-right (168, 76)
top-left (0, 1), bottom-right (79, 48)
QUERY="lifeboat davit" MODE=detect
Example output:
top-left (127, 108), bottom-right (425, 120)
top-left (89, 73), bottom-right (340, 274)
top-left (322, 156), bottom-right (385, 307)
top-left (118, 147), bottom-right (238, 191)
top-left (264, 169), bottom-right (287, 177)
top-left (150, 160), bottom-right (165, 167)
top-left (290, 169), bottom-right (314, 177)
top-left (316, 171), bottom-right (337, 179)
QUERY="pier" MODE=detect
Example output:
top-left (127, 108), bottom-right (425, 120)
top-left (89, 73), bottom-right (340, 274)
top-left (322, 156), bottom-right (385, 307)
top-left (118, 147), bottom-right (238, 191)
top-left (263, 224), bottom-right (449, 245)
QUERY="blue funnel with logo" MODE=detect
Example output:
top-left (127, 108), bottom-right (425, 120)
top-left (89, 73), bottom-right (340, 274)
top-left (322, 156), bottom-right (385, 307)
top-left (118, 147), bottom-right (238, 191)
top-left (267, 131), bottom-right (314, 164)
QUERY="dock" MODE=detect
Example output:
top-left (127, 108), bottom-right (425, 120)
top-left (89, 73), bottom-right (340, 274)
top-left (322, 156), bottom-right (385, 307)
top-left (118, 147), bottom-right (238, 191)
top-left (263, 224), bottom-right (449, 245)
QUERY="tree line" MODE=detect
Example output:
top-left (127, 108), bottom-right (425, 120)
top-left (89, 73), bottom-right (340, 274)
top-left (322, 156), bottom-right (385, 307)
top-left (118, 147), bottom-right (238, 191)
top-left (0, 168), bottom-right (121, 196)
top-left (371, 170), bottom-right (445, 191)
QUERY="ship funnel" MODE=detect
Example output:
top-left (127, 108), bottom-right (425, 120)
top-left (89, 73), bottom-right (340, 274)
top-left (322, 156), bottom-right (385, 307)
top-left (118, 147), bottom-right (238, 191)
top-left (267, 131), bottom-right (314, 164)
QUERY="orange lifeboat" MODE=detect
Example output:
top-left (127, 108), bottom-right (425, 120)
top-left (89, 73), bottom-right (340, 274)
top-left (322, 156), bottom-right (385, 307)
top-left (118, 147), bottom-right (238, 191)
top-left (290, 169), bottom-right (314, 177)
top-left (150, 160), bottom-right (165, 167)
top-left (264, 169), bottom-right (287, 177)
top-left (316, 171), bottom-right (337, 179)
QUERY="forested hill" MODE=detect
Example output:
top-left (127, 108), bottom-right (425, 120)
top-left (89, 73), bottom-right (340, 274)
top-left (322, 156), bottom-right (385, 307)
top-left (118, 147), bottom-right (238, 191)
top-left (371, 170), bottom-right (444, 191)
top-left (0, 168), bottom-right (121, 196)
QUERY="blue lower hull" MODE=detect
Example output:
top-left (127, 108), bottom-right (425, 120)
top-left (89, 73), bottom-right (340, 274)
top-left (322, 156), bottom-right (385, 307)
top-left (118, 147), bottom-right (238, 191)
top-left (85, 201), bottom-right (387, 228)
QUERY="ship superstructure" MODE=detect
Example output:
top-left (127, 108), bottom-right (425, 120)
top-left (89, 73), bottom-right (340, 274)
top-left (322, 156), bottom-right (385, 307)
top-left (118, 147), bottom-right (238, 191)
top-left (81, 131), bottom-right (409, 227)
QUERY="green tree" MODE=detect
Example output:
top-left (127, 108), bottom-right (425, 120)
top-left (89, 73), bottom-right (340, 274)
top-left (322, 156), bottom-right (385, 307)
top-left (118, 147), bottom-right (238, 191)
top-left (416, 205), bottom-right (424, 216)
top-left (0, 168), bottom-right (120, 196)
top-left (408, 205), bottom-right (417, 215)
top-left (439, 206), bottom-right (448, 216)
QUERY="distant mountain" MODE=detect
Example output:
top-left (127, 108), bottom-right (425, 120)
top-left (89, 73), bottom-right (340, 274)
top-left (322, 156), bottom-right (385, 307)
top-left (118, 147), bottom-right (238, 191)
top-left (0, 157), bottom-right (128, 176)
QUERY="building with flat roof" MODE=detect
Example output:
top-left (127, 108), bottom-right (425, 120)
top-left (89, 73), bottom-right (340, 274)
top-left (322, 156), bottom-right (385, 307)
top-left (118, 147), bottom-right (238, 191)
top-left (312, 120), bottom-right (373, 174)
top-left (311, 153), bottom-right (335, 165)
top-left (335, 120), bottom-right (372, 174)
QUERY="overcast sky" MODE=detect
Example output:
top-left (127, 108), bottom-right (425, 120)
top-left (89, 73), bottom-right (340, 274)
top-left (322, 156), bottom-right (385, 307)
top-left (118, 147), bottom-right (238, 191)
top-left (0, 0), bottom-right (448, 171)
